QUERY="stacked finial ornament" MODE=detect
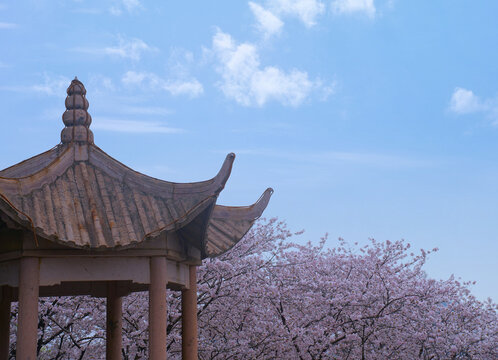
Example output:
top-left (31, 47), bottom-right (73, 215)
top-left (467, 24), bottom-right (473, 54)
top-left (61, 77), bottom-right (94, 144)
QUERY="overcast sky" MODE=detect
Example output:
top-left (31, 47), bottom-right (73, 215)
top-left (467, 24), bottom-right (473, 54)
top-left (0, 0), bottom-right (497, 301)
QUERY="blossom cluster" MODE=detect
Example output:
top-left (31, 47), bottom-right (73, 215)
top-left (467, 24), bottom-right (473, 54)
top-left (8, 219), bottom-right (498, 359)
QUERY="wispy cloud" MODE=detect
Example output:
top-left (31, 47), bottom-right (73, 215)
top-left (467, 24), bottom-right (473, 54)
top-left (92, 118), bottom-right (183, 134)
top-left (122, 71), bottom-right (204, 98)
top-left (88, 74), bottom-right (116, 92)
top-left (210, 29), bottom-right (332, 107)
top-left (0, 22), bottom-right (17, 29)
top-left (73, 37), bottom-right (157, 62)
top-left (249, 2), bottom-right (284, 38)
top-left (449, 88), bottom-right (484, 114)
top-left (271, 0), bottom-right (325, 27)
top-left (331, 0), bottom-right (376, 18)
top-left (0, 74), bottom-right (70, 96)
top-left (308, 151), bottom-right (428, 168)
top-left (448, 87), bottom-right (498, 122)
top-left (71, 8), bottom-right (102, 15)
top-left (120, 106), bottom-right (172, 116)
top-left (110, 0), bottom-right (143, 16)
top-left (216, 148), bottom-right (430, 168)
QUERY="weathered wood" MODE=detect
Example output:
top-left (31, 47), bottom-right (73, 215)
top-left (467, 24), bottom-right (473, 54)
top-left (79, 163), bottom-right (107, 246)
top-left (71, 165), bottom-right (93, 245)
top-left (17, 257), bottom-right (39, 360)
top-left (113, 180), bottom-right (137, 243)
top-left (49, 180), bottom-right (67, 241)
top-left (182, 266), bottom-right (198, 360)
top-left (18, 147), bottom-right (74, 195)
top-left (56, 175), bottom-right (76, 244)
top-left (93, 168), bottom-right (122, 243)
top-left (0, 146), bottom-right (60, 178)
top-left (204, 188), bottom-right (273, 257)
top-left (42, 184), bottom-right (57, 232)
top-left (149, 196), bottom-right (166, 228)
top-left (149, 257), bottom-right (168, 359)
top-left (132, 189), bottom-right (151, 234)
top-left (106, 281), bottom-right (122, 360)
top-left (0, 146), bottom-right (259, 254)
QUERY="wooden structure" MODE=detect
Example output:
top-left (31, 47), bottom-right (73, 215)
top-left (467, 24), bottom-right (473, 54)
top-left (0, 78), bottom-right (272, 359)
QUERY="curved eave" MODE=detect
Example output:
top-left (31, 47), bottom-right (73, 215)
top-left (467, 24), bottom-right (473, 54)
top-left (0, 144), bottom-right (236, 249)
top-left (0, 145), bottom-right (75, 195)
top-left (89, 145), bottom-right (235, 197)
top-left (0, 145), bottom-right (64, 178)
top-left (204, 188), bottom-right (273, 258)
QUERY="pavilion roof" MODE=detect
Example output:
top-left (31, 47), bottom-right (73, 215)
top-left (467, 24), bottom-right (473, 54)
top-left (0, 78), bottom-right (272, 258)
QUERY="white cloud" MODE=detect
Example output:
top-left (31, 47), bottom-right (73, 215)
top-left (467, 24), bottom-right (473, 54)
top-left (110, 0), bottom-right (143, 16)
top-left (102, 38), bottom-right (155, 61)
top-left (88, 74), bottom-right (116, 92)
top-left (449, 87), bottom-right (498, 123)
top-left (73, 37), bottom-right (157, 62)
top-left (122, 0), bottom-right (142, 12)
top-left (211, 30), bottom-right (330, 107)
top-left (92, 118), bottom-right (183, 134)
top-left (249, 2), bottom-right (284, 38)
top-left (0, 22), bottom-right (17, 29)
top-left (331, 0), bottom-right (376, 18)
top-left (449, 87), bottom-right (483, 114)
top-left (122, 71), bottom-right (204, 98)
top-left (0, 74), bottom-right (70, 96)
top-left (271, 0), bottom-right (325, 27)
top-left (162, 80), bottom-right (204, 97)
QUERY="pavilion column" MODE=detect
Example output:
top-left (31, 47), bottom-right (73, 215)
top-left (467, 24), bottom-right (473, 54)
top-left (17, 257), bottom-right (39, 360)
top-left (182, 266), bottom-right (198, 360)
top-left (106, 281), bottom-right (122, 360)
top-left (0, 286), bottom-right (11, 360)
top-left (149, 257), bottom-right (168, 359)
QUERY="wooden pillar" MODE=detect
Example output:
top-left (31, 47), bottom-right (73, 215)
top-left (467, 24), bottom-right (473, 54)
top-left (0, 286), bottom-right (11, 360)
top-left (149, 257), bottom-right (167, 359)
top-left (17, 257), bottom-right (39, 360)
top-left (106, 281), bottom-right (122, 360)
top-left (182, 266), bottom-right (198, 360)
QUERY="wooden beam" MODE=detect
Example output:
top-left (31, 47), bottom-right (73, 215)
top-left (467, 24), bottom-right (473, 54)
top-left (149, 257), bottom-right (167, 359)
top-left (17, 257), bottom-right (39, 360)
top-left (182, 266), bottom-right (198, 360)
top-left (0, 286), bottom-right (11, 360)
top-left (106, 281), bottom-right (122, 360)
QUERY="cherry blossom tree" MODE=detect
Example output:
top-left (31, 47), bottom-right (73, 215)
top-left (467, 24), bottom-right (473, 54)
top-left (8, 219), bottom-right (498, 359)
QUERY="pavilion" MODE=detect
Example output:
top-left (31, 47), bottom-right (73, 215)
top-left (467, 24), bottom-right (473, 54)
top-left (0, 78), bottom-right (272, 359)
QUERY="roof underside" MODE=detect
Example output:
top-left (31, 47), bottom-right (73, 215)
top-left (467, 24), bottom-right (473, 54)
top-left (205, 188), bottom-right (273, 257)
top-left (0, 143), bottom-right (272, 257)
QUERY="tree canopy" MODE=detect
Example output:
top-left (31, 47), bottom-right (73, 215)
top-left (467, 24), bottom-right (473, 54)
top-left (8, 219), bottom-right (498, 359)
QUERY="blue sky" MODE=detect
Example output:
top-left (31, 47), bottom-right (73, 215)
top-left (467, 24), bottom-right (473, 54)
top-left (1, 0), bottom-right (497, 300)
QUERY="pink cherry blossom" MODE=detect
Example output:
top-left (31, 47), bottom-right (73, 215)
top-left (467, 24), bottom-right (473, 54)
top-left (7, 219), bottom-right (497, 359)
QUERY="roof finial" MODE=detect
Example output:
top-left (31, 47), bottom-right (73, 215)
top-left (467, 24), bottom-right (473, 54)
top-left (61, 77), bottom-right (94, 144)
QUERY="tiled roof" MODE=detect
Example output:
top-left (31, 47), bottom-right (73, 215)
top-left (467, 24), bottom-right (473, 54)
top-left (206, 188), bottom-right (273, 257)
top-left (0, 144), bottom-right (234, 249)
top-left (0, 78), bottom-right (272, 257)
